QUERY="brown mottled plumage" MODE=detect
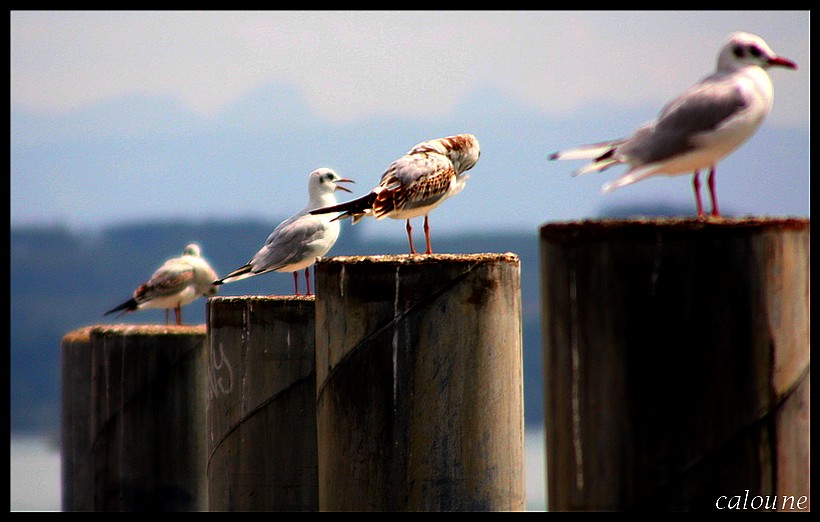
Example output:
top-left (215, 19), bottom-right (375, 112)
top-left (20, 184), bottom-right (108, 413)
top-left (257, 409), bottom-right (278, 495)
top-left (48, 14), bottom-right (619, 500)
top-left (104, 243), bottom-right (219, 325)
top-left (311, 133), bottom-right (480, 254)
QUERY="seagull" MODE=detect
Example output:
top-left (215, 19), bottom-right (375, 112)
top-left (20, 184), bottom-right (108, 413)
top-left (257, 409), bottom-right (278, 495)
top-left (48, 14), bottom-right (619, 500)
top-left (213, 168), bottom-right (354, 296)
top-left (549, 31), bottom-right (797, 218)
top-left (310, 134), bottom-right (480, 254)
top-left (104, 243), bottom-right (219, 325)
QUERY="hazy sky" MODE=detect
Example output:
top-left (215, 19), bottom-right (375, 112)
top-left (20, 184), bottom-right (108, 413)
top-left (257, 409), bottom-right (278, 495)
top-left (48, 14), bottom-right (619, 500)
top-left (10, 10), bottom-right (810, 237)
top-left (11, 11), bottom-right (810, 124)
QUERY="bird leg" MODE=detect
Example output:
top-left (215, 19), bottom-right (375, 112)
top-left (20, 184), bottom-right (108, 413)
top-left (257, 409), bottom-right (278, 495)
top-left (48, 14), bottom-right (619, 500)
top-left (165, 308), bottom-right (170, 325)
top-left (707, 166), bottom-right (720, 217)
top-left (305, 267), bottom-right (312, 296)
top-left (174, 304), bottom-right (182, 326)
top-left (293, 272), bottom-right (301, 296)
top-left (406, 219), bottom-right (417, 254)
top-left (692, 170), bottom-right (704, 218)
top-left (423, 215), bottom-right (433, 254)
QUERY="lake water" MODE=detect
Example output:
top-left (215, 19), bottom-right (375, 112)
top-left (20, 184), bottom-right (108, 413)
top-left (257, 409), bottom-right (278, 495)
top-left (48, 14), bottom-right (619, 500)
top-left (10, 430), bottom-right (547, 511)
top-left (10, 435), bottom-right (62, 511)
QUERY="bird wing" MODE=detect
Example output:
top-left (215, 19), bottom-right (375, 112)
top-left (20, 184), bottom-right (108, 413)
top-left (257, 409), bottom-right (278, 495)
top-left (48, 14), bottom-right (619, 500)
top-left (134, 259), bottom-right (196, 303)
top-left (373, 152), bottom-right (455, 217)
top-left (248, 214), bottom-right (333, 273)
top-left (622, 74), bottom-right (750, 165)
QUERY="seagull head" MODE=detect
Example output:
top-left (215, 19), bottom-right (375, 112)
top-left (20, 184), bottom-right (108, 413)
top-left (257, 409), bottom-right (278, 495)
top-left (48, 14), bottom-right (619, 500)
top-left (450, 134), bottom-right (481, 174)
top-left (182, 243), bottom-right (202, 257)
top-left (718, 32), bottom-right (797, 72)
top-left (437, 134), bottom-right (481, 175)
top-left (308, 168), bottom-right (355, 207)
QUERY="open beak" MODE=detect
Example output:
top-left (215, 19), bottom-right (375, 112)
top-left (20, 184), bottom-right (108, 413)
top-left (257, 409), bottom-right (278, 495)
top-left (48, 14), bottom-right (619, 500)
top-left (336, 178), bottom-right (355, 193)
top-left (769, 56), bottom-right (798, 69)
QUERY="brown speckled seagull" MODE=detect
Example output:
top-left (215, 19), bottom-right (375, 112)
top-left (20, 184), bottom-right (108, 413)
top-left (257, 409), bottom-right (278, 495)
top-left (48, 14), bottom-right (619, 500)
top-left (311, 133), bottom-right (480, 254)
top-left (104, 243), bottom-right (219, 325)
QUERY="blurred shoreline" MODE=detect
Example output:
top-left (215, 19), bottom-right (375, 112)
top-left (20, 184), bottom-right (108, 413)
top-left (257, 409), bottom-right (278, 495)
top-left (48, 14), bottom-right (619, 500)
top-left (10, 428), bottom-right (547, 511)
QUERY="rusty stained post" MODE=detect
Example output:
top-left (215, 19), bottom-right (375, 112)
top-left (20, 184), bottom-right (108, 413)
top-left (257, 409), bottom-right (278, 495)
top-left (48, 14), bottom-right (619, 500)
top-left (540, 217), bottom-right (809, 511)
top-left (206, 296), bottom-right (318, 511)
top-left (315, 253), bottom-right (526, 511)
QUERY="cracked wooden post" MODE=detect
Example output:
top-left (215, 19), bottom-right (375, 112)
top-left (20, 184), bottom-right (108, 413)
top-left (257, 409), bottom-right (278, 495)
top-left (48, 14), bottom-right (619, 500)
top-left (206, 296), bottom-right (318, 511)
top-left (314, 253), bottom-right (525, 511)
top-left (85, 324), bottom-right (208, 511)
top-left (541, 217), bottom-right (810, 511)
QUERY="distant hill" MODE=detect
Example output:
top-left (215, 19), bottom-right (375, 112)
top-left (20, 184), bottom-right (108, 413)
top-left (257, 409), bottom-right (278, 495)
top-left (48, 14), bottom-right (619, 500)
top-left (10, 220), bottom-right (547, 435)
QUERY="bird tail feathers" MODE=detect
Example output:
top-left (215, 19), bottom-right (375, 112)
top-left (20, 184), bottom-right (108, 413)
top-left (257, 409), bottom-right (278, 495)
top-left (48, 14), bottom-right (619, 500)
top-left (550, 139), bottom-right (627, 176)
top-left (573, 158), bottom-right (621, 177)
top-left (310, 192), bottom-right (377, 222)
top-left (104, 298), bottom-right (138, 317)
top-left (601, 164), bottom-right (658, 193)
top-left (214, 264), bottom-right (255, 285)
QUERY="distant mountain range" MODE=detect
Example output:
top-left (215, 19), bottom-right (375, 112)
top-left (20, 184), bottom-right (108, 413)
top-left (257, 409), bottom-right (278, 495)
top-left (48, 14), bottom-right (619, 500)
top-left (11, 79), bottom-right (810, 235)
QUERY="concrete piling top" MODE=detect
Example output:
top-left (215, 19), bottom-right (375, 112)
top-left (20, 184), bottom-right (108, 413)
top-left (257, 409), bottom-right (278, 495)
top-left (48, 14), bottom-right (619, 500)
top-left (88, 324), bottom-right (207, 335)
top-left (317, 252), bottom-right (520, 266)
top-left (62, 324), bottom-right (208, 343)
top-left (209, 295), bottom-right (316, 302)
top-left (540, 216), bottom-right (809, 238)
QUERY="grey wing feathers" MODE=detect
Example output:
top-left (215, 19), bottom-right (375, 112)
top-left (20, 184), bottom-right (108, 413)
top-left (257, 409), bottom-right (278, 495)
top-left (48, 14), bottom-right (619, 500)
top-left (619, 80), bottom-right (748, 165)
top-left (656, 80), bottom-right (748, 135)
top-left (252, 216), bottom-right (329, 272)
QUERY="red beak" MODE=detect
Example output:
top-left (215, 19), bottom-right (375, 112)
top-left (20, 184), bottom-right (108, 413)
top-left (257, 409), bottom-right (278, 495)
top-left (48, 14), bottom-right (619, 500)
top-left (336, 178), bottom-right (355, 193)
top-left (769, 56), bottom-right (798, 69)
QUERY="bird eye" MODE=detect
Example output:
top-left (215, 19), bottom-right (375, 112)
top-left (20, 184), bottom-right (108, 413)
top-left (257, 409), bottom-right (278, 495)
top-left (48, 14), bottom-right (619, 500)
top-left (733, 45), bottom-right (745, 58)
top-left (749, 45), bottom-right (762, 58)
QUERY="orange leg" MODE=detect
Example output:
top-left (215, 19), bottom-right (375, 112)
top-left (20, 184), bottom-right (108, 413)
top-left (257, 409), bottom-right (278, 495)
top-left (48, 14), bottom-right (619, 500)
top-left (305, 267), bottom-right (313, 296)
top-left (692, 170), bottom-right (704, 218)
top-left (423, 215), bottom-right (433, 254)
top-left (707, 166), bottom-right (720, 217)
top-left (293, 272), bottom-right (300, 296)
top-left (406, 219), bottom-right (417, 254)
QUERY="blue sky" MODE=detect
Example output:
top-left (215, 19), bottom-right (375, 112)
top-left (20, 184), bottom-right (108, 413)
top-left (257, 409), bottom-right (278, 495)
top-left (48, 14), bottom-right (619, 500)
top-left (10, 11), bottom-right (810, 240)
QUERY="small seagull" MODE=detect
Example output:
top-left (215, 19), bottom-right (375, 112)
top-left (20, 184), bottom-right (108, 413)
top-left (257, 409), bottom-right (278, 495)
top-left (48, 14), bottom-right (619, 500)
top-left (549, 31), bottom-right (797, 218)
top-left (104, 243), bottom-right (219, 325)
top-left (214, 168), bottom-right (354, 295)
top-left (310, 133), bottom-right (480, 254)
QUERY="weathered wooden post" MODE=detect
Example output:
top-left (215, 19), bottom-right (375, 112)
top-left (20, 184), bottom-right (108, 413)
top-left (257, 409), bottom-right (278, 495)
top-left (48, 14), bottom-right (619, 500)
top-left (206, 296), bottom-right (318, 511)
top-left (314, 253), bottom-right (526, 511)
top-left (87, 324), bottom-right (208, 511)
top-left (61, 326), bottom-right (94, 512)
top-left (540, 217), bottom-right (810, 511)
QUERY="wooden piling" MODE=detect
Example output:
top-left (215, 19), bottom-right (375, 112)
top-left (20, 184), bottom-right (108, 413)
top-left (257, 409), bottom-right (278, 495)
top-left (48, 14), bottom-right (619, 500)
top-left (314, 253), bottom-right (526, 511)
top-left (540, 217), bottom-right (810, 511)
top-left (86, 324), bottom-right (208, 511)
top-left (61, 326), bottom-right (94, 512)
top-left (206, 296), bottom-right (318, 511)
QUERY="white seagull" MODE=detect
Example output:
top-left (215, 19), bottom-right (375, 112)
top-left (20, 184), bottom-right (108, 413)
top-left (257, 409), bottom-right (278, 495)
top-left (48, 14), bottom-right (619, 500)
top-left (549, 31), bottom-right (797, 218)
top-left (214, 168), bottom-right (354, 295)
top-left (310, 134), bottom-right (480, 254)
top-left (104, 243), bottom-right (219, 325)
